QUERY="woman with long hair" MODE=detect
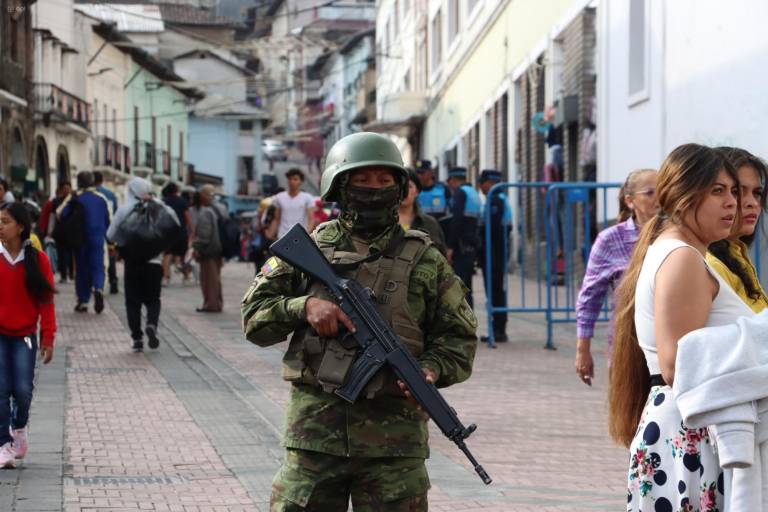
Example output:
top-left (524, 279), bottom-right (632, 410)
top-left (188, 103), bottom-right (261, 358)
top-left (0, 202), bottom-right (56, 468)
top-left (574, 168), bottom-right (657, 385)
top-left (706, 147), bottom-right (768, 312)
top-left (609, 144), bottom-right (753, 510)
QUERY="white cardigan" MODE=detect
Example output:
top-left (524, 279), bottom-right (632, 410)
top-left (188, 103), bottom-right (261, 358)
top-left (673, 310), bottom-right (768, 511)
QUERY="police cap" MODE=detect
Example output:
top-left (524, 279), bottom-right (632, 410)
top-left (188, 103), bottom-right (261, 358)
top-left (415, 159), bottom-right (432, 173)
top-left (447, 167), bottom-right (468, 180)
top-left (478, 169), bottom-right (503, 184)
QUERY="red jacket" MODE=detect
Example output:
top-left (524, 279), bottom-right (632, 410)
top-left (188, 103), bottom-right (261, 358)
top-left (0, 247), bottom-right (57, 348)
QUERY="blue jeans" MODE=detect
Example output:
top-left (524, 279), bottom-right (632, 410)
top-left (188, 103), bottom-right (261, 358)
top-left (0, 334), bottom-right (38, 446)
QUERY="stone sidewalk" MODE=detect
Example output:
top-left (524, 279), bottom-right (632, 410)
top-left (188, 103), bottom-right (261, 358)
top-left (2, 261), bottom-right (629, 511)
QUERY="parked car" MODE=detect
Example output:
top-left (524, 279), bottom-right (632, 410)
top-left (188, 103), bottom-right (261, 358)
top-left (262, 139), bottom-right (288, 161)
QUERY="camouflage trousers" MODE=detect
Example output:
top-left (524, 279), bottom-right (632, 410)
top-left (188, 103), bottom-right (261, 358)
top-left (270, 448), bottom-right (429, 512)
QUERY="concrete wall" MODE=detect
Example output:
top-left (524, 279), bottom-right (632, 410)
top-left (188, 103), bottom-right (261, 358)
top-left (420, 0), bottom-right (576, 178)
top-left (599, 0), bottom-right (768, 198)
top-left (125, 61), bottom-right (189, 181)
top-left (188, 116), bottom-right (238, 196)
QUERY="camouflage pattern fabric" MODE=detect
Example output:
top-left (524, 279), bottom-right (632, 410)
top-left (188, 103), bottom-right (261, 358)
top-left (271, 448), bottom-right (429, 512)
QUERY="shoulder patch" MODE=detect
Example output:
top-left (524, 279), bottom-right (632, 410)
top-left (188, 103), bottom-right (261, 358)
top-left (261, 256), bottom-right (281, 275)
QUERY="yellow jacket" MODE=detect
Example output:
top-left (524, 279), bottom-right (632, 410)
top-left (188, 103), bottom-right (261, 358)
top-left (706, 240), bottom-right (768, 313)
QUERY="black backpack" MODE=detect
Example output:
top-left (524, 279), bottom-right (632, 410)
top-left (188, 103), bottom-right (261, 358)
top-left (52, 194), bottom-right (85, 249)
top-left (213, 207), bottom-right (240, 260)
top-left (113, 200), bottom-right (183, 263)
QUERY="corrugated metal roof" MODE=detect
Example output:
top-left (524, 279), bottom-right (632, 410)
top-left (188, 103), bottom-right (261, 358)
top-left (75, 4), bottom-right (164, 33)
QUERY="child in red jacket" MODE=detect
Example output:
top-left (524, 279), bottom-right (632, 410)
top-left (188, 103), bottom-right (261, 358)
top-left (0, 202), bottom-right (56, 468)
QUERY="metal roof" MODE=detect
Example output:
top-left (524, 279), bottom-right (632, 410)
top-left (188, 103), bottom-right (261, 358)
top-left (75, 4), bottom-right (164, 33)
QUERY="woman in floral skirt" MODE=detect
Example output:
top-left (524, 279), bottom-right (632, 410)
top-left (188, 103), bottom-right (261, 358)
top-left (609, 143), bottom-right (754, 512)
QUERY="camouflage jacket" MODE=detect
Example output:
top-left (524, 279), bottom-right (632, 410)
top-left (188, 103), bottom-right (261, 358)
top-left (241, 220), bottom-right (478, 458)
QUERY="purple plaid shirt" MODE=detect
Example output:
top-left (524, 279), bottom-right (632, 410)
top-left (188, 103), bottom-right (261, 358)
top-left (576, 217), bottom-right (639, 343)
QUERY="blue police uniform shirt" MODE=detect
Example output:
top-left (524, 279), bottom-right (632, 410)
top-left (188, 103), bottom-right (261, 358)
top-left (447, 184), bottom-right (482, 250)
top-left (418, 182), bottom-right (449, 217)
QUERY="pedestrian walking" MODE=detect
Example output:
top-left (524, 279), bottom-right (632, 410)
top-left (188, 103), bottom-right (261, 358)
top-left (609, 144), bottom-right (750, 511)
top-left (192, 185), bottom-right (224, 313)
top-left (477, 169), bottom-right (513, 343)
top-left (706, 147), bottom-right (768, 312)
top-left (399, 168), bottom-right (447, 255)
top-left (241, 132), bottom-right (477, 512)
top-left (108, 177), bottom-right (181, 352)
top-left (574, 169), bottom-right (658, 384)
top-left (0, 202), bottom-right (56, 469)
top-left (56, 171), bottom-right (111, 313)
top-left (446, 167), bottom-right (482, 307)
top-left (268, 168), bottom-right (315, 239)
top-left (0, 178), bottom-right (15, 205)
top-left (161, 182), bottom-right (192, 286)
top-left (49, 181), bottom-right (73, 284)
top-left (93, 171), bottom-right (119, 294)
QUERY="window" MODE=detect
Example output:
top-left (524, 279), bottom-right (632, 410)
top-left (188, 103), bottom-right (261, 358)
top-left (430, 10), bottom-right (442, 72)
top-left (10, 13), bottom-right (19, 62)
top-left (239, 120), bottom-right (254, 132)
top-left (447, 0), bottom-right (460, 46)
top-left (93, 99), bottom-right (99, 137)
top-left (417, 38), bottom-right (427, 90)
top-left (463, 122), bottom-right (480, 183)
top-left (112, 108), bottom-right (117, 139)
top-left (628, 0), bottom-right (649, 102)
top-left (403, 67), bottom-right (411, 91)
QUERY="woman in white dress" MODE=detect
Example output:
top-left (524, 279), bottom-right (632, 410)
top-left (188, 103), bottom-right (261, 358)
top-left (609, 143), bottom-right (754, 512)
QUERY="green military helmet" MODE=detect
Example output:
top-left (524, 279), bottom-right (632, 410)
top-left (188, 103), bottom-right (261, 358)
top-left (321, 132), bottom-right (409, 202)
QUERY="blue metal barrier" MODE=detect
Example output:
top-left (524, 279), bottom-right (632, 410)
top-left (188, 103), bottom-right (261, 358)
top-left (483, 181), bottom-right (621, 349)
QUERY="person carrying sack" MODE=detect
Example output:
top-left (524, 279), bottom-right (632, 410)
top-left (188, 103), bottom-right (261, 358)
top-left (107, 177), bottom-right (180, 352)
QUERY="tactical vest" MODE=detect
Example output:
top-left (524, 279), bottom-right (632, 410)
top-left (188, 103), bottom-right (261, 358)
top-left (482, 192), bottom-right (513, 227)
top-left (281, 229), bottom-right (432, 398)
top-left (458, 184), bottom-right (482, 218)
top-left (418, 182), bottom-right (449, 217)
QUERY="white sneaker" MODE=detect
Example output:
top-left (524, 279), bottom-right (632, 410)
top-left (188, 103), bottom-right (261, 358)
top-left (11, 427), bottom-right (28, 459)
top-left (0, 442), bottom-right (16, 468)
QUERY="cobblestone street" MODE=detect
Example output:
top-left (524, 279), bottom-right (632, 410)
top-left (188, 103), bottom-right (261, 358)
top-left (1, 261), bottom-right (628, 511)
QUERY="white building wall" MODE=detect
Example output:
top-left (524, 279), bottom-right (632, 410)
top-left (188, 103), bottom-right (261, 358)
top-left (600, 0), bottom-right (768, 194)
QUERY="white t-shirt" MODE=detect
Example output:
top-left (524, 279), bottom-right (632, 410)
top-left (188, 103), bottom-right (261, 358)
top-left (274, 190), bottom-right (314, 238)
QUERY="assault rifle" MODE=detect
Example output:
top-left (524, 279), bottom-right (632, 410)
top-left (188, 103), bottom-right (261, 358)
top-left (271, 225), bottom-right (492, 485)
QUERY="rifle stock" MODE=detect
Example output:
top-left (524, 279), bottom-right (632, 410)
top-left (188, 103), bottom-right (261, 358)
top-left (270, 225), bottom-right (492, 485)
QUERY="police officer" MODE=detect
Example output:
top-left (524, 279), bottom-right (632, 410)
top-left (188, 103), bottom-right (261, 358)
top-left (477, 170), bottom-right (512, 343)
top-left (446, 167), bottom-right (482, 308)
top-left (415, 159), bottom-right (450, 221)
top-left (241, 132), bottom-right (477, 512)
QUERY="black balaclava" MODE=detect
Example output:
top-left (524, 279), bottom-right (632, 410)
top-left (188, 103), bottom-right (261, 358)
top-left (338, 174), bottom-right (402, 238)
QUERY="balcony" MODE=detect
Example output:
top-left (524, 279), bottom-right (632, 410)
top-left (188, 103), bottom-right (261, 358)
top-left (93, 136), bottom-right (131, 173)
top-left (156, 149), bottom-right (170, 176)
top-left (34, 83), bottom-right (91, 132)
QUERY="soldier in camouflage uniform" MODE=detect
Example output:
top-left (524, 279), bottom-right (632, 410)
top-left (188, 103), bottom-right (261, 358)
top-left (241, 132), bottom-right (478, 512)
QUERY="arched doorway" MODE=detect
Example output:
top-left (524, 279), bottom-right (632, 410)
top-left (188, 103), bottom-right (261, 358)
top-left (56, 145), bottom-right (70, 187)
top-left (35, 136), bottom-right (49, 196)
top-left (10, 126), bottom-right (27, 195)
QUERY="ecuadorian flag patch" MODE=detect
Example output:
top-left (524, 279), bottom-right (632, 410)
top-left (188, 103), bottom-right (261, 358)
top-left (261, 256), bottom-right (279, 275)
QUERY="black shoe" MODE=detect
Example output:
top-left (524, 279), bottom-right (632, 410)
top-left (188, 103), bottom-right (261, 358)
top-left (109, 285), bottom-right (119, 295)
top-left (132, 340), bottom-right (144, 353)
top-left (480, 333), bottom-right (509, 343)
top-left (74, 303), bottom-right (88, 313)
top-left (94, 290), bottom-right (104, 314)
top-left (146, 325), bottom-right (159, 349)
